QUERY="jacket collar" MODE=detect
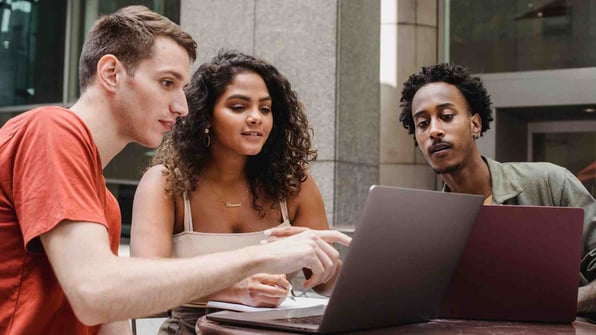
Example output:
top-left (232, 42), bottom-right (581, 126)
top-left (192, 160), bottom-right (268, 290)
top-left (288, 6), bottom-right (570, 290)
top-left (483, 156), bottom-right (523, 203)
top-left (441, 156), bottom-right (523, 204)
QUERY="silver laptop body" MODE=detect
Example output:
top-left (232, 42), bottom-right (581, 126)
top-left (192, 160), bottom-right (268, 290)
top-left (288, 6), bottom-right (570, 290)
top-left (207, 185), bottom-right (484, 333)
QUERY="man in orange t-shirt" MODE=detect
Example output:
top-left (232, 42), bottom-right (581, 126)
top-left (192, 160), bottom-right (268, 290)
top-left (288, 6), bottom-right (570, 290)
top-left (0, 5), bottom-right (350, 335)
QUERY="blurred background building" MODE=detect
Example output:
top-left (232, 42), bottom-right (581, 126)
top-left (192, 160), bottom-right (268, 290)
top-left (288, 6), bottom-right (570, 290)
top-left (1, 0), bottom-right (594, 240)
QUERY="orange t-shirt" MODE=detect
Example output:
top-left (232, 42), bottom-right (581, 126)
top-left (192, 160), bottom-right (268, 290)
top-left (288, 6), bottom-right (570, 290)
top-left (0, 107), bottom-right (121, 335)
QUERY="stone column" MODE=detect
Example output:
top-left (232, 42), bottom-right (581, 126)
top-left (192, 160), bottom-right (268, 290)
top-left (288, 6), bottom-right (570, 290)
top-left (180, 0), bottom-right (380, 227)
top-left (379, 0), bottom-right (438, 190)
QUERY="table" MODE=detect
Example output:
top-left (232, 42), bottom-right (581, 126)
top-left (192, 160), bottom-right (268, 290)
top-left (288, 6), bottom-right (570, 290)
top-left (197, 316), bottom-right (596, 334)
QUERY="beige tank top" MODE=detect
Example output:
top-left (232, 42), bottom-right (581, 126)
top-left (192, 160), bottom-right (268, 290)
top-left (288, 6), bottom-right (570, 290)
top-left (171, 192), bottom-right (291, 258)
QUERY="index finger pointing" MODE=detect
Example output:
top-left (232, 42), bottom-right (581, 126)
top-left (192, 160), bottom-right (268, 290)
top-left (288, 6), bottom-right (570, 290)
top-left (314, 230), bottom-right (351, 246)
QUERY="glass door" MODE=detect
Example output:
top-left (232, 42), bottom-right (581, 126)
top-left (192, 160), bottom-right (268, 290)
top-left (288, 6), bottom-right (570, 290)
top-left (528, 120), bottom-right (596, 197)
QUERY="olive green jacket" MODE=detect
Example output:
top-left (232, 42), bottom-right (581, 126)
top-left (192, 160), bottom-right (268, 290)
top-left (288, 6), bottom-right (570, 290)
top-left (444, 156), bottom-right (596, 284)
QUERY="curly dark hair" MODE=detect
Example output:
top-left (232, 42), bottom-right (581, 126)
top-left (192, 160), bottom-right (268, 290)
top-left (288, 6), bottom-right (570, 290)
top-left (152, 50), bottom-right (316, 217)
top-left (399, 63), bottom-right (493, 143)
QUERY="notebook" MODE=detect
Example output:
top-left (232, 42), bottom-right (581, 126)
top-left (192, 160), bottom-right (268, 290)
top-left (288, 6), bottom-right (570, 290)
top-left (439, 204), bottom-right (584, 323)
top-left (207, 185), bottom-right (484, 333)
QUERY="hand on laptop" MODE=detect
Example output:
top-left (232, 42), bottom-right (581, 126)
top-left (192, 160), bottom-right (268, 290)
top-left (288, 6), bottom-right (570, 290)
top-left (261, 227), bottom-right (351, 290)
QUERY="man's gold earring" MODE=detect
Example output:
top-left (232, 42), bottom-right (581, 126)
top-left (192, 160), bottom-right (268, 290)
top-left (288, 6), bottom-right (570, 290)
top-left (203, 128), bottom-right (211, 148)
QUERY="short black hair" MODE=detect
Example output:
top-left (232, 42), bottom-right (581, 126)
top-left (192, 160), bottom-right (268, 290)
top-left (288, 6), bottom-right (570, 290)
top-left (399, 63), bottom-right (493, 141)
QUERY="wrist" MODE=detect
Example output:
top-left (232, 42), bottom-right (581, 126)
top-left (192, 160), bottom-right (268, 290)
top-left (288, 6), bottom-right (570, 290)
top-left (241, 244), bottom-right (273, 275)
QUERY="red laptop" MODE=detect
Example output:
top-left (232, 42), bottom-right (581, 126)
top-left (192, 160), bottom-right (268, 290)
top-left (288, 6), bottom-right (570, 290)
top-left (439, 204), bottom-right (584, 323)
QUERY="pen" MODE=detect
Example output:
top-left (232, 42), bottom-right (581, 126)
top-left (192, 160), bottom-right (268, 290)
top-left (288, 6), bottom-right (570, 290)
top-left (287, 284), bottom-right (297, 301)
top-left (273, 283), bottom-right (296, 301)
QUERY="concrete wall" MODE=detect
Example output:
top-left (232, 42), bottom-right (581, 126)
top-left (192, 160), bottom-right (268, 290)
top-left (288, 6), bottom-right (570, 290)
top-left (180, 0), bottom-right (380, 227)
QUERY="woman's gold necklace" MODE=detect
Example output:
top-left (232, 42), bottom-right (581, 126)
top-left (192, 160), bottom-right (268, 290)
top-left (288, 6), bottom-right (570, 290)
top-left (204, 176), bottom-right (248, 208)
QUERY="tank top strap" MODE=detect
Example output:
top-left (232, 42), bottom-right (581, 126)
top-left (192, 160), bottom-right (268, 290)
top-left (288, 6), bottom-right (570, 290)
top-left (183, 191), bottom-right (194, 232)
top-left (279, 199), bottom-right (290, 224)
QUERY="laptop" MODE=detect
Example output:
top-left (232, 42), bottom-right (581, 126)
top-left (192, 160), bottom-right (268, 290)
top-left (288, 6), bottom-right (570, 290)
top-left (439, 204), bottom-right (584, 323)
top-left (207, 185), bottom-right (484, 333)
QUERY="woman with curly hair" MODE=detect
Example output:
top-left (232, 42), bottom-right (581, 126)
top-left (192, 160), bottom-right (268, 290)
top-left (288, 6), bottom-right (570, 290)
top-left (130, 50), bottom-right (338, 334)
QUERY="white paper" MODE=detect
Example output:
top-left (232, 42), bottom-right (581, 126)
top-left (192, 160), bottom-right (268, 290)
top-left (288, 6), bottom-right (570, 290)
top-left (206, 296), bottom-right (329, 312)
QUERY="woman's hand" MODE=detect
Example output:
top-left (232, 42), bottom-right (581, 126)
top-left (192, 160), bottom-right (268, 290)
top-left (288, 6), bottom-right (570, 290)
top-left (233, 273), bottom-right (291, 307)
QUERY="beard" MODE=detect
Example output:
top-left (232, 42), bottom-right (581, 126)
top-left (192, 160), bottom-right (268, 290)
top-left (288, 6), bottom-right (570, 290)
top-left (433, 163), bottom-right (460, 175)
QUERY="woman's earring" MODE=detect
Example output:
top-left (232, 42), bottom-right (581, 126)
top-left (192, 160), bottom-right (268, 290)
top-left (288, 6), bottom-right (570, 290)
top-left (473, 134), bottom-right (479, 140)
top-left (203, 128), bottom-right (211, 148)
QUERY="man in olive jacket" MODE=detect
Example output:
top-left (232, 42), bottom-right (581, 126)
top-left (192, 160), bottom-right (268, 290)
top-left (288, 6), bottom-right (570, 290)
top-left (399, 63), bottom-right (596, 315)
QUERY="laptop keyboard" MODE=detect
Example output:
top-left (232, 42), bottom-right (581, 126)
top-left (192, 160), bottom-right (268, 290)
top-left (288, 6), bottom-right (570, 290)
top-left (273, 314), bottom-right (323, 325)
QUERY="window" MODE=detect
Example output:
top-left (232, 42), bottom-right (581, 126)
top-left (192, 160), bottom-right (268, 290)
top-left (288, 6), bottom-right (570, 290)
top-left (0, 0), bottom-right (67, 107)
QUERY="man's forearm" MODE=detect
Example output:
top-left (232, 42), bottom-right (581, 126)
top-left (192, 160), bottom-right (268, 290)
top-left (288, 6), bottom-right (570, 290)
top-left (62, 246), bottom-right (266, 325)
top-left (578, 282), bottom-right (596, 314)
top-left (44, 223), bottom-right (349, 326)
